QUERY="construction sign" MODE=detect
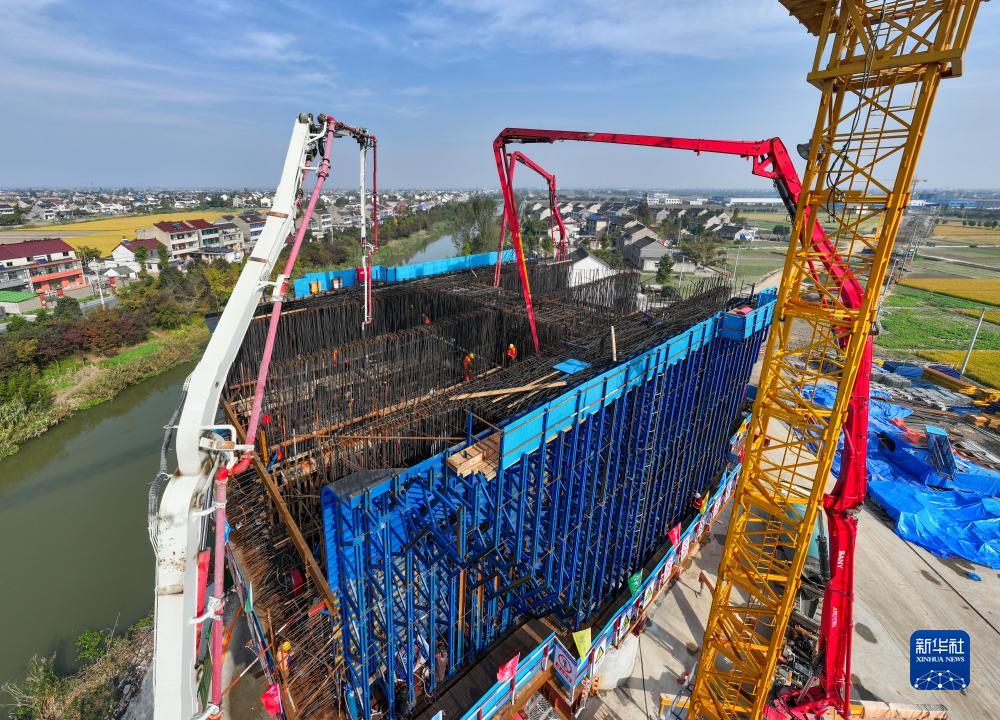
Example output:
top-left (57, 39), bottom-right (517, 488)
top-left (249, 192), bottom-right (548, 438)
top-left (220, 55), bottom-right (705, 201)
top-left (573, 628), bottom-right (592, 658)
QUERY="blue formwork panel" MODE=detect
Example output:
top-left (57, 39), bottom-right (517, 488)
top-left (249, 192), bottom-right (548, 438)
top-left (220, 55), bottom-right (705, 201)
top-left (294, 249), bottom-right (515, 298)
top-left (721, 300), bottom-right (775, 341)
top-left (321, 295), bottom-right (775, 720)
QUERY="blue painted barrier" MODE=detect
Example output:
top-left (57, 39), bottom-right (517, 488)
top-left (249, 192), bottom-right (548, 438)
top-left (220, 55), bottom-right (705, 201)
top-left (293, 249), bottom-right (515, 298)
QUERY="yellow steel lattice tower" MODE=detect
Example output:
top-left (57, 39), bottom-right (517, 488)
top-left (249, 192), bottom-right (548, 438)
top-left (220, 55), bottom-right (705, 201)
top-left (690, 2), bottom-right (984, 719)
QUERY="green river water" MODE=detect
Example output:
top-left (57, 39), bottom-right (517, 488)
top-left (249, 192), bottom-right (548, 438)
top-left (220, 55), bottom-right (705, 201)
top-left (0, 362), bottom-right (191, 694)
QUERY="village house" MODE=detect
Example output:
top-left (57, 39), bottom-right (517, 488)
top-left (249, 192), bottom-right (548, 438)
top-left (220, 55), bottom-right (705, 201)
top-left (0, 238), bottom-right (86, 295)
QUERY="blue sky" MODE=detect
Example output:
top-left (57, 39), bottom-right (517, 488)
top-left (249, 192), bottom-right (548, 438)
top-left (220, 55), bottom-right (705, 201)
top-left (2, 0), bottom-right (998, 189)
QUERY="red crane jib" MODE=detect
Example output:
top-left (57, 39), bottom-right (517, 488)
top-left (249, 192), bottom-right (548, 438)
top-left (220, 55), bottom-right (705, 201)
top-left (492, 127), bottom-right (869, 720)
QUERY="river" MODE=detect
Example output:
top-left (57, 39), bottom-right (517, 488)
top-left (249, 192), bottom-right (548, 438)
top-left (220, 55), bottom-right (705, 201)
top-left (0, 239), bottom-right (462, 698)
top-left (402, 232), bottom-right (459, 264)
top-left (0, 362), bottom-right (191, 694)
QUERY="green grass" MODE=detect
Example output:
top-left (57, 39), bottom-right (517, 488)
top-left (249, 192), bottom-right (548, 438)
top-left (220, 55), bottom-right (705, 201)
top-left (879, 307), bottom-right (1000, 352)
top-left (883, 285), bottom-right (987, 311)
top-left (730, 250), bottom-right (786, 283)
top-left (99, 339), bottom-right (163, 367)
top-left (0, 322), bottom-right (209, 459)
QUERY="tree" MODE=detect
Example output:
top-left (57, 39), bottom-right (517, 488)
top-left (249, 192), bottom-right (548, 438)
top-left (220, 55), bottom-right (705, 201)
top-left (453, 194), bottom-right (500, 256)
top-left (678, 235), bottom-right (724, 268)
top-left (53, 296), bottom-right (82, 320)
top-left (134, 245), bottom-right (149, 266)
top-left (655, 255), bottom-right (674, 284)
top-left (0, 205), bottom-right (24, 227)
top-left (657, 217), bottom-right (679, 240)
top-left (4, 315), bottom-right (30, 333)
top-left (77, 245), bottom-right (102, 266)
top-left (156, 243), bottom-right (170, 270)
top-left (632, 199), bottom-right (653, 227)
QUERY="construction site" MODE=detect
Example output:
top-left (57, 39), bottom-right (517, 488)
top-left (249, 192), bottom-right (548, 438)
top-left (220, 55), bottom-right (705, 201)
top-left (147, 3), bottom-right (998, 720)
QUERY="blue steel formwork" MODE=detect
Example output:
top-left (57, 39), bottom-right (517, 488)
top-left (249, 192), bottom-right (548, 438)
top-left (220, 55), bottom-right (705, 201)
top-left (322, 295), bottom-right (773, 720)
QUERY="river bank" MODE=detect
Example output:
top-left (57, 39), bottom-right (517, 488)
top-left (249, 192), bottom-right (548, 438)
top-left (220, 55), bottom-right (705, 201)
top-left (0, 222), bottom-right (459, 461)
top-left (0, 321), bottom-right (209, 459)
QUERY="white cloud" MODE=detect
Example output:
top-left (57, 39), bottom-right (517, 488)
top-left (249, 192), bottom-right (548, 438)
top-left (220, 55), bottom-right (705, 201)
top-left (211, 30), bottom-right (306, 62)
top-left (402, 0), bottom-right (799, 60)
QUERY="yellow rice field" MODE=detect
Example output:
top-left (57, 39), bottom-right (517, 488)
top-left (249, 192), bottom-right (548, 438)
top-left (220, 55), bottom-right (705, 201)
top-left (917, 349), bottom-right (1000, 389)
top-left (899, 277), bottom-right (1000, 306)
top-left (3, 211), bottom-right (240, 254)
top-left (960, 308), bottom-right (1000, 325)
top-left (932, 222), bottom-right (1000, 244)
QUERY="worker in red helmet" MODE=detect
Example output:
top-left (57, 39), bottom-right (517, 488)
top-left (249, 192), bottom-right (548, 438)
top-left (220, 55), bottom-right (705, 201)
top-left (505, 343), bottom-right (518, 366)
top-left (463, 352), bottom-right (476, 382)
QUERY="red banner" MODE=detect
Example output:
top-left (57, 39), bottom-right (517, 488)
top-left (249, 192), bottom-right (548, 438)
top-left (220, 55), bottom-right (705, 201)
top-left (497, 653), bottom-right (520, 682)
top-left (260, 683), bottom-right (282, 716)
top-left (668, 524), bottom-right (681, 547)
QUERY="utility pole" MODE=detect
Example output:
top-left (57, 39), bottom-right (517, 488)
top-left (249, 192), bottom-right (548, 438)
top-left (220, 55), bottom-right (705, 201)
top-left (89, 260), bottom-right (106, 309)
top-left (961, 307), bottom-right (987, 376)
top-left (731, 242), bottom-right (743, 288)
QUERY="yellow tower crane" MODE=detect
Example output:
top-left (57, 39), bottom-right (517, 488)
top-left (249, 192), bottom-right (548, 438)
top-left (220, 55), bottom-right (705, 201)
top-left (690, 2), bottom-right (985, 719)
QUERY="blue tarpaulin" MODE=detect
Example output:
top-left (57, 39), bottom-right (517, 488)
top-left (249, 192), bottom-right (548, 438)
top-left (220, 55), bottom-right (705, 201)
top-left (810, 383), bottom-right (1000, 568)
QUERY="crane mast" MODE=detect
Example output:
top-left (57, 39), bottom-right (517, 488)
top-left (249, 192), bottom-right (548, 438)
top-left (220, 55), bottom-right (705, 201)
top-left (691, 2), bottom-right (984, 719)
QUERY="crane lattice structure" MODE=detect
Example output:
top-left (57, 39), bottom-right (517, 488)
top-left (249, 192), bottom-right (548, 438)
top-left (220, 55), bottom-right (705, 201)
top-left (691, 2), bottom-right (984, 719)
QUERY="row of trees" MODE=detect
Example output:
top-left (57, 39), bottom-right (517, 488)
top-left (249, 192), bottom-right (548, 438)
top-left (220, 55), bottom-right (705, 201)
top-left (291, 200), bottom-right (472, 276)
top-left (0, 258), bottom-right (239, 414)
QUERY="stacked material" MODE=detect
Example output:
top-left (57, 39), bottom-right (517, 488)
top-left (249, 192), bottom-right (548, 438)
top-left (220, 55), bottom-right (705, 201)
top-left (810, 384), bottom-right (1000, 569)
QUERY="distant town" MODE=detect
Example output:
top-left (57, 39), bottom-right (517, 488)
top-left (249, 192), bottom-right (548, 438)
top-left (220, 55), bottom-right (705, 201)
top-left (1, 186), bottom-right (998, 318)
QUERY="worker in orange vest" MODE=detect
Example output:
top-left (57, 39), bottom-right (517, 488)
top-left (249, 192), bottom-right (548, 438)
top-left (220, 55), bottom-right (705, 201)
top-left (505, 343), bottom-right (517, 366)
top-left (463, 352), bottom-right (476, 382)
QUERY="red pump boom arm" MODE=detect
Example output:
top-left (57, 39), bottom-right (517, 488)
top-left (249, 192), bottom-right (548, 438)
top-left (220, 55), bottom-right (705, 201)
top-left (493, 127), bottom-right (870, 719)
top-left (494, 150), bottom-right (569, 286)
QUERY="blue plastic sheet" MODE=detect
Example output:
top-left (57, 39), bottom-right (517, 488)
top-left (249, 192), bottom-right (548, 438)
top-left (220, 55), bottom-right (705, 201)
top-left (809, 383), bottom-right (1000, 569)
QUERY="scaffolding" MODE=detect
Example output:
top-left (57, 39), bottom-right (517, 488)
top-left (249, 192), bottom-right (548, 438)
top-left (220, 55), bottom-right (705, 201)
top-left (217, 260), bottom-right (771, 718)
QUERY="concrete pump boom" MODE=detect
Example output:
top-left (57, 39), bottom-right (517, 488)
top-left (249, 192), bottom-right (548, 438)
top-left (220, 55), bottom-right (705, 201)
top-left (493, 126), bottom-right (869, 718)
top-left (153, 113), bottom-right (376, 720)
top-left (494, 150), bottom-right (569, 286)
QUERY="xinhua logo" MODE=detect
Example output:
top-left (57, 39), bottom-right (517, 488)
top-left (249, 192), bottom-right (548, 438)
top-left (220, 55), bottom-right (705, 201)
top-left (910, 630), bottom-right (970, 691)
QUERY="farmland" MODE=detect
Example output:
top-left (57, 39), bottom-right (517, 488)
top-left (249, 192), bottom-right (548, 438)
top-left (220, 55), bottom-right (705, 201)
top-left (931, 220), bottom-right (1000, 244)
top-left (917, 349), bottom-right (1000, 389)
top-left (0, 210), bottom-right (244, 254)
top-left (877, 283), bottom-right (1000, 388)
top-left (898, 277), bottom-right (1000, 305)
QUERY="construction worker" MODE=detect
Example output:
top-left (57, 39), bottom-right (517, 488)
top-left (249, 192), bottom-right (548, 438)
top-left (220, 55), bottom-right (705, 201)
top-left (463, 352), bottom-right (476, 382)
top-left (505, 343), bottom-right (518, 366)
top-left (276, 640), bottom-right (293, 676)
top-left (692, 492), bottom-right (708, 514)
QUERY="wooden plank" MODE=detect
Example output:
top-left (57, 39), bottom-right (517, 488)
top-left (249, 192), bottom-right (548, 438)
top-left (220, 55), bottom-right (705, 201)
top-left (450, 381), bottom-right (567, 401)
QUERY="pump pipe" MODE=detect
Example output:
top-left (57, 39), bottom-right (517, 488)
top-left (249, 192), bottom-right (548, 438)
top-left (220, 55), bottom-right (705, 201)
top-left (209, 116), bottom-right (343, 713)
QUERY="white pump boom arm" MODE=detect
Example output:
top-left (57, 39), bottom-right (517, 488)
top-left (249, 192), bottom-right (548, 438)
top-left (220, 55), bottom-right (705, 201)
top-left (153, 114), bottom-right (319, 720)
